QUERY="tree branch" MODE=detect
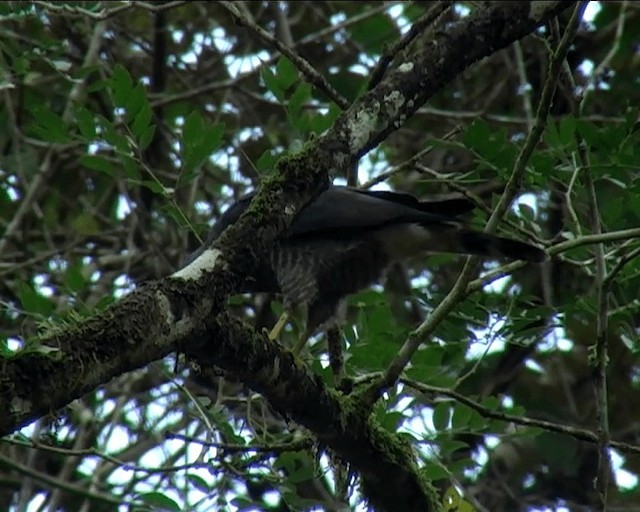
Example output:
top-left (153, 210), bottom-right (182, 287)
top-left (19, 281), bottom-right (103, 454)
top-left (1, 2), bottom-right (575, 511)
top-left (220, 1), bottom-right (351, 110)
top-left (364, 1), bottom-right (581, 406)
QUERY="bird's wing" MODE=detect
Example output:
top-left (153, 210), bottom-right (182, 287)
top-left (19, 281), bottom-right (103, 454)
top-left (290, 187), bottom-right (546, 263)
top-left (206, 186), bottom-right (546, 263)
top-left (208, 187), bottom-right (470, 240)
top-left (289, 187), bottom-right (468, 236)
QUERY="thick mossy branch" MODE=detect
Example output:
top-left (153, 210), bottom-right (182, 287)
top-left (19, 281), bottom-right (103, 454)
top-left (1, 3), bottom-right (575, 511)
top-left (188, 312), bottom-right (440, 512)
top-left (1, 281), bottom-right (185, 435)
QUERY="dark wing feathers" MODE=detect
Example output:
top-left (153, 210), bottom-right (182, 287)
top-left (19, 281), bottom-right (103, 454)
top-left (457, 231), bottom-right (546, 262)
top-left (289, 187), bottom-right (468, 236)
top-left (350, 188), bottom-right (475, 216)
top-left (209, 186), bottom-right (546, 262)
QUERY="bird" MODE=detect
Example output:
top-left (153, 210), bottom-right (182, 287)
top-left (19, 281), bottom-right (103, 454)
top-left (197, 186), bottom-right (546, 353)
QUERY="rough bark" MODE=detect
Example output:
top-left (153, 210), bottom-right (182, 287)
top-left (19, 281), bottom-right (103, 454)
top-left (0, 3), bottom-right (574, 510)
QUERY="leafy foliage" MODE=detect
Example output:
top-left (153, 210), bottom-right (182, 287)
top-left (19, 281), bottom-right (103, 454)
top-left (1, 2), bottom-right (639, 511)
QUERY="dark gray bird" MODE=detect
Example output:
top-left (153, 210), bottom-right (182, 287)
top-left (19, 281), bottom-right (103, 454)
top-left (202, 186), bottom-right (546, 352)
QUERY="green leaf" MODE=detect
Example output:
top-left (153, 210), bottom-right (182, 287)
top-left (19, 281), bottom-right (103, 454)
top-left (289, 82), bottom-right (311, 115)
top-left (129, 179), bottom-right (170, 197)
top-left (186, 473), bottom-right (210, 492)
top-left (261, 65), bottom-right (284, 101)
top-left (467, 408), bottom-right (488, 430)
top-left (575, 119), bottom-right (602, 149)
top-left (544, 120), bottom-right (576, 153)
top-left (482, 396), bottom-right (501, 410)
top-left (125, 82), bottom-right (146, 122)
top-left (412, 345), bottom-right (444, 368)
top-left (28, 103), bottom-right (70, 143)
top-left (558, 116), bottom-right (576, 148)
top-left (80, 154), bottom-right (114, 176)
top-left (100, 116), bottom-right (129, 152)
top-left (182, 111), bottom-right (203, 147)
top-left (432, 402), bottom-right (451, 431)
top-left (132, 101), bottom-right (152, 139)
top-left (439, 439), bottom-right (469, 456)
top-left (63, 262), bottom-right (86, 293)
top-left (536, 432), bottom-right (578, 473)
top-left (202, 122), bottom-right (225, 155)
top-left (139, 124), bottom-right (156, 151)
top-left (72, 212), bottom-right (99, 235)
top-left (256, 148), bottom-right (279, 174)
top-left (422, 463), bottom-right (449, 481)
top-left (111, 63), bottom-right (134, 108)
top-left (181, 111), bottom-right (224, 173)
top-left (83, 73), bottom-right (108, 91)
top-left (95, 295), bottom-right (115, 311)
top-left (16, 281), bottom-right (54, 317)
top-left (463, 119), bottom-right (494, 156)
top-left (230, 497), bottom-right (258, 508)
top-left (326, 70), bottom-right (366, 103)
top-left (137, 492), bottom-right (181, 512)
top-left (276, 56), bottom-right (298, 90)
top-left (75, 105), bottom-right (96, 139)
top-left (274, 452), bottom-right (314, 484)
top-left (374, 403), bottom-right (405, 432)
top-left (161, 203), bottom-right (190, 228)
top-left (309, 102), bottom-right (341, 134)
top-left (451, 403), bottom-right (473, 430)
top-left (120, 154), bottom-right (140, 180)
top-left (443, 485), bottom-right (475, 512)
top-left (349, 12), bottom-right (398, 54)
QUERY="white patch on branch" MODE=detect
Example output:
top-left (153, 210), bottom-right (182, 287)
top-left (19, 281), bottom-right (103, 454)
top-left (172, 248), bottom-right (222, 281)
top-left (398, 62), bottom-right (414, 73)
top-left (155, 290), bottom-right (175, 326)
top-left (347, 101), bottom-right (380, 153)
top-left (383, 90), bottom-right (405, 117)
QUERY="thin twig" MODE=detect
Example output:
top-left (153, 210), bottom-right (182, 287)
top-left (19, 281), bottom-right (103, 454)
top-left (166, 431), bottom-right (313, 454)
top-left (417, 106), bottom-right (626, 126)
top-left (360, 126), bottom-right (461, 189)
top-left (413, 163), bottom-right (546, 245)
top-left (31, 1), bottom-right (188, 20)
top-left (548, 227), bottom-right (640, 256)
top-left (585, 162), bottom-right (611, 508)
top-left (368, 1), bottom-right (453, 90)
top-left (0, 451), bottom-right (132, 506)
top-left (363, 2), bottom-right (586, 408)
top-left (578, 2), bottom-right (627, 115)
top-left (220, 2), bottom-right (350, 110)
top-left (0, 21), bottom-right (107, 255)
top-left (401, 379), bottom-right (640, 456)
top-left (513, 40), bottom-right (534, 132)
top-left (149, 3), bottom-right (392, 109)
top-left (486, 2), bottom-right (587, 232)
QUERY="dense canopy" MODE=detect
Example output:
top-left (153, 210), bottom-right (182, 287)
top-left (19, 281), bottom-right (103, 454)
top-left (1, 2), bottom-right (640, 511)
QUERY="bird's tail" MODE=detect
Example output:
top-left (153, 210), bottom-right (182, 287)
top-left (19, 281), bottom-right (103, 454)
top-left (457, 231), bottom-right (547, 263)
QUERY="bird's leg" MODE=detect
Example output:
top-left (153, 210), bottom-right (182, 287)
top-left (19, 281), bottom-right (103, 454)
top-left (267, 311), bottom-right (289, 341)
